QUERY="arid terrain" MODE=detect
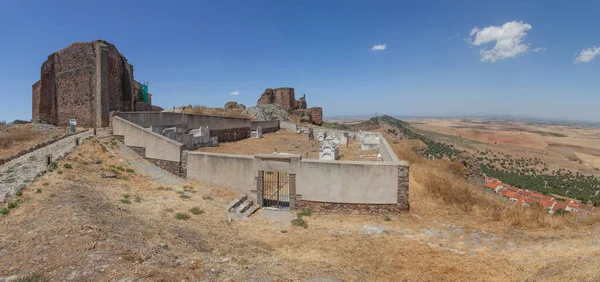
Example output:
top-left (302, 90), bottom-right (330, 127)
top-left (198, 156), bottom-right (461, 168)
top-left (198, 130), bottom-right (381, 161)
top-left (0, 123), bottom-right (68, 159)
top-left (2, 133), bottom-right (600, 281)
top-left (409, 118), bottom-right (600, 177)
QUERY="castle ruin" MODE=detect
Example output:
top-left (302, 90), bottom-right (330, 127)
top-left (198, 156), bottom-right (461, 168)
top-left (256, 87), bottom-right (323, 125)
top-left (32, 40), bottom-right (157, 127)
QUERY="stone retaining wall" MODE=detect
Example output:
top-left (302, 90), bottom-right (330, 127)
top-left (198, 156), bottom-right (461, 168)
top-left (295, 200), bottom-right (406, 214)
top-left (209, 128), bottom-right (251, 142)
top-left (0, 130), bottom-right (88, 166)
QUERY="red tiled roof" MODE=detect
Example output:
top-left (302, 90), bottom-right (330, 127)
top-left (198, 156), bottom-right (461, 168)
top-left (504, 191), bottom-right (518, 199)
top-left (540, 200), bottom-right (554, 209)
top-left (542, 196), bottom-right (554, 202)
top-left (551, 203), bottom-right (568, 211)
top-left (485, 182), bottom-right (501, 189)
top-left (507, 186), bottom-right (520, 192)
top-left (524, 197), bottom-right (540, 205)
top-left (530, 193), bottom-right (544, 199)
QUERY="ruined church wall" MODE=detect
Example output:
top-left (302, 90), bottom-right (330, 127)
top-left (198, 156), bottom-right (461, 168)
top-left (53, 43), bottom-right (97, 127)
top-left (32, 81), bottom-right (41, 121)
top-left (273, 87), bottom-right (295, 110)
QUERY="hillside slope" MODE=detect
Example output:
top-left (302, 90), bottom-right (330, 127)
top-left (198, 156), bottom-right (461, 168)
top-left (0, 134), bottom-right (599, 280)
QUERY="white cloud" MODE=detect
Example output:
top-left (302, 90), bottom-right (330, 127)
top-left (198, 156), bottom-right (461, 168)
top-left (574, 46), bottom-right (600, 63)
top-left (468, 20), bottom-right (532, 62)
top-left (532, 47), bottom-right (547, 52)
top-left (230, 90), bottom-right (240, 96)
top-left (371, 44), bottom-right (386, 51)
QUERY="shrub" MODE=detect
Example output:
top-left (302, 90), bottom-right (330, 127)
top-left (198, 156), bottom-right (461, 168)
top-left (134, 196), bottom-right (142, 203)
top-left (175, 213), bottom-right (190, 220)
top-left (0, 208), bottom-right (8, 215)
top-left (291, 216), bottom-right (308, 228)
top-left (120, 199), bottom-right (131, 204)
top-left (384, 216), bottom-right (391, 221)
top-left (52, 135), bottom-right (59, 139)
top-left (297, 208), bottom-right (313, 217)
top-left (57, 170), bottom-right (63, 175)
top-left (47, 162), bottom-right (58, 172)
top-left (15, 190), bottom-right (23, 196)
top-left (36, 188), bottom-right (42, 193)
top-left (180, 194), bottom-right (191, 199)
top-left (7, 200), bottom-right (20, 209)
top-left (43, 182), bottom-right (49, 186)
top-left (281, 230), bottom-right (288, 233)
top-left (189, 207), bottom-right (204, 215)
top-left (63, 163), bottom-right (73, 169)
top-left (126, 168), bottom-right (135, 173)
top-left (123, 194), bottom-right (130, 199)
top-left (116, 166), bottom-right (125, 171)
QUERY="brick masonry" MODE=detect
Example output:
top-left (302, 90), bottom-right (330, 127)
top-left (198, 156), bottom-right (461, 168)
top-left (32, 40), bottom-right (145, 127)
top-left (273, 87), bottom-right (295, 110)
top-left (308, 107), bottom-right (323, 126)
top-left (210, 128), bottom-right (251, 142)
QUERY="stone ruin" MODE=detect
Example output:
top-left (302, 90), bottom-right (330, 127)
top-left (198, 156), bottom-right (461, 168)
top-left (255, 87), bottom-right (323, 125)
top-left (224, 101), bottom-right (246, 110)
top-left (251, 126), bottom-right (263, 138)
top-left (32, 39), bottom-right (159, 127)
top-left (151, 125), bottom-right (218, 150)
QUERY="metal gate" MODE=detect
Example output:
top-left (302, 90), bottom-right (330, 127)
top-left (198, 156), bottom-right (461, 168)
top-left (262, 171), bottom-right (290, 209)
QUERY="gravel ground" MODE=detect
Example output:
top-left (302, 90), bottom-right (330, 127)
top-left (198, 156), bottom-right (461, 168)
top-left (0, 130), bottom-right (94, 202)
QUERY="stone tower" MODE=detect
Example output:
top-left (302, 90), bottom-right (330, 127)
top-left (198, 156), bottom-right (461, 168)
top-left (32, 40), bottom-right (137, 127)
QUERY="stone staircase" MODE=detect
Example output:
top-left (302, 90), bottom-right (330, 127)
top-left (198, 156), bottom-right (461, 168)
top-left (226, 194), bottom-right (260, 220)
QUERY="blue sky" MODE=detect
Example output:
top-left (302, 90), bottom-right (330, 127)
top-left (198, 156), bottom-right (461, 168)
top-left (1, 0), bottom-right (599, 122)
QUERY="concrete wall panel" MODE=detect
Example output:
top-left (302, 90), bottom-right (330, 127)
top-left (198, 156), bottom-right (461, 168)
top-left (112, 116), bottom-right (183, 162)
top-left (186, 152), bottom-right (256, 199)
top-left (297, 160), bottom-right (399, 204)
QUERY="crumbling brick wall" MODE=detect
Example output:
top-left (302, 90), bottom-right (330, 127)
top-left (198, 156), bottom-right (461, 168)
top-left (257, 88), bottom-right (275, 105)
top-left (33, 40), bottom-right (138, 127)
top-left (308, 107), bottom-right (323, 125)
top-left (32, 81), bottom-right (41, 122)
top-left (273, 87), bottom-right (295, 110)
top-left (295, 94), bottom-right (307, 110)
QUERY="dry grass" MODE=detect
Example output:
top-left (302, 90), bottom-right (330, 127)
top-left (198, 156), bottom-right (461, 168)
top-left (0, 136), bottom-right (599, 280)
top-left (0, 126), bottom-right (38, 149)
top-left (392, 139), bottom-right (600, 230)
top-left (198, 129), bottom-right (380, 161)
top-left (183, 106), bottom-right (251, 119)
top-left (0, 124), bottom-right (67, 159)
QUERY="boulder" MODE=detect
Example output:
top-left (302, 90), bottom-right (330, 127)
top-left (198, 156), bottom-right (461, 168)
top-left (242, 104), bottom-right (289, 121)
top-left (224, 101), bottom-right (245, 109)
